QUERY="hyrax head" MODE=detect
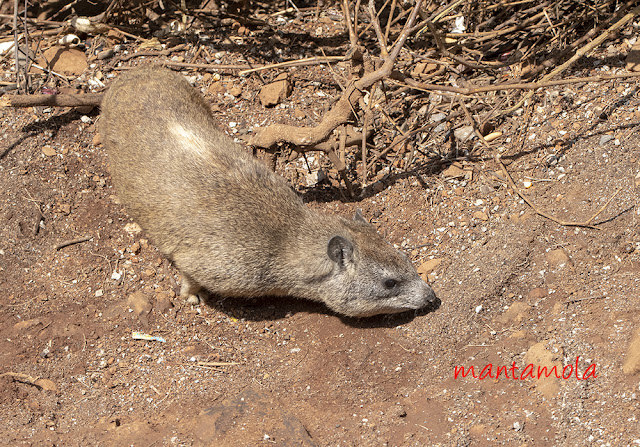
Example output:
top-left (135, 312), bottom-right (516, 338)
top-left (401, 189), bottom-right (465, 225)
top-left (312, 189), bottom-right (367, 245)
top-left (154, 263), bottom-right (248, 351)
top-left (305, 211), bottom-right (438, 317)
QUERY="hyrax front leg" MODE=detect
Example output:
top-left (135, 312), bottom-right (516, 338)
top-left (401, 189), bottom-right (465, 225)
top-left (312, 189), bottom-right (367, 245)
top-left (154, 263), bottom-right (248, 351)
top-left (180, 274), bottom-right (203, 305)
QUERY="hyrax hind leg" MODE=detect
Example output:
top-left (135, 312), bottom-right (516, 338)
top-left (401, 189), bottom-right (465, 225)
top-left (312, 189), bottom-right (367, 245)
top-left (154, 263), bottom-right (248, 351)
top-left (180, 274), bottom-right (203, 305)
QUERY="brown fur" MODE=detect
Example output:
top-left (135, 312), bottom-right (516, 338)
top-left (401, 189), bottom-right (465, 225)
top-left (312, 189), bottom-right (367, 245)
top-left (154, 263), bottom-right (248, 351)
top-left (99, 66), bottom-right (436, 317)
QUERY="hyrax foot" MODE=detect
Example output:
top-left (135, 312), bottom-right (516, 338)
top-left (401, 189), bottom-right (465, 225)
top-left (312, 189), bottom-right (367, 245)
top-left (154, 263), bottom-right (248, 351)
top-left (180, 276), bottom-right (203, 305)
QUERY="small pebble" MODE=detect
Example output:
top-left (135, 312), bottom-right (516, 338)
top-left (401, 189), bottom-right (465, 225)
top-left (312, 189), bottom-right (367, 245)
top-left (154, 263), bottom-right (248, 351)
top-left (96, 48), bottom-right (114, 60)
top-left (599, 134), bottom-right (614, 146)
top-left (42, 146), bottom-right (56, 156)
top-left (473, 211), bottom-right (489, 221)
top-left (454, 126), bottom-right (474, 142)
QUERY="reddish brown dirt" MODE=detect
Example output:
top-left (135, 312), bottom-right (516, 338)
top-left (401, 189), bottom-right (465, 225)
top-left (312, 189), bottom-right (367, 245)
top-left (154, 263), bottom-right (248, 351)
top-left (2, 13), bottom-right (640, 447)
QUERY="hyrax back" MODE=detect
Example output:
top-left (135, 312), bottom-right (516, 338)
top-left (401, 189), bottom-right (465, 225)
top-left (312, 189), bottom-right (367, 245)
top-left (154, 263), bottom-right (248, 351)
top-left (100, 66), bottom-right (436, 317)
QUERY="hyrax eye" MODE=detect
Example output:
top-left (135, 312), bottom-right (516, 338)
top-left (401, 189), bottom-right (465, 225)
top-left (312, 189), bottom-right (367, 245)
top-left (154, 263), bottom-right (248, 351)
top-left (383, 278), bottom-right (398, 289)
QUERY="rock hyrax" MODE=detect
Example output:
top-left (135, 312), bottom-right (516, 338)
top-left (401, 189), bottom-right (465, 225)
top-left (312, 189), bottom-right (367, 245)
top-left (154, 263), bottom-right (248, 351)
top-left (100, 66), bottom-right (437, 317)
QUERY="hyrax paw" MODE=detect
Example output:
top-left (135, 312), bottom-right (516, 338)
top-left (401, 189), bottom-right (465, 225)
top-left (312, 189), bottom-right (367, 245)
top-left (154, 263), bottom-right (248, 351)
top-left (180, 276), bottom-right (202, 305)
top-left (185, 293), bottom-right (201, 305)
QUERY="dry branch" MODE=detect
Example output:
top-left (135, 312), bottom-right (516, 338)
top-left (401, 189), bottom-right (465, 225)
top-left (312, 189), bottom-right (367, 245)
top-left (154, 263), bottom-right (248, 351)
top-left (503, 3), bottom-right (640, 115)
top-left (1, 93), bottom-right (103, 108)
top-left (390, 72), bottom-right (640, 95)
top-left (2, 0), bottom-right (636, 196)
top-left (249, 0), bottom-right (424, 153)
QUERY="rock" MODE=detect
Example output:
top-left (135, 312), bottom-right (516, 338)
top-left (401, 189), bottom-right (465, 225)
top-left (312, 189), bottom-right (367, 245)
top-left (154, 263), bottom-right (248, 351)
top-left (550, 302), bottom-right (564, 317)
top-left (431, 112), bottom-right (446, 122)
top-left (412, 62), bottom-right (439, 76)
top-left (127, 291), bottom-right (152, 316)
top-left (42, 146), bottom-right (56, 156)
top-left (305, 169), bottom-right (327, 187)
top-left (208, 81), bottom-right (225, 95)
top-left (130, 241), bottom-right (141, 254)
top-left (14, 318), bottom-right (42, 330)
top-left (293, 108), bottom-right (306, 120)
top-left (509, 330), bottom-right (528, 340)
top-left (526, 288), bottom-right (548, 301)
top-left (469, 424), bottom-right (485, 436)
top-left (40, 46), bottom-right (88, 75)
top-left (389, 404), bottom-right (407, 418)
top-left (479, 184), bottom-right (494, 195)
top-left (626, 40), bottom-right (640, 71)
top-left (191, 388), bottom-right (316, 446)
top-left (417, 258), bottom-right (442, 277)
top-left (622, 327), bottom-right (640, 375)
top-left (599, 134), bottom-right (614, 146)
top-left (227, 85), bottom-right (242, 97)
top-left (258, 73), bottom-right (292, 107)
top-left (620, 260), bottom-right (640, 273)
top-left (124, 222), bottom-right (142, 236)
top-left (545, 154), bottom-right (559, 166)
top-left (442, 163), bottom-right (465, 179)
top-left (473, 211), bottom-right (489, 221)
top-left (453, 125), bottom-right (474, 142)
top-left (154, 291), bottom-right (175, 314)
top-left (496, 302), bottom-right (531, 324)
top-left (138, 37), bottom-right (162, 50)
top-left (524, 342), bottom-right (563, 398)
top-left (546, 248), bottom-right (572, 269)
top-left (35, 378), bottom-right (58, 392)
top-left (96, 48), bottom-right (114, 60)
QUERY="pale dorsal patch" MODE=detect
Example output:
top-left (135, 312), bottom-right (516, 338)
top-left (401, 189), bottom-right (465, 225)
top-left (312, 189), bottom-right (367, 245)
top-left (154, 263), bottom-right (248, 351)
top-left (169, 123), bottom-right (208, 158)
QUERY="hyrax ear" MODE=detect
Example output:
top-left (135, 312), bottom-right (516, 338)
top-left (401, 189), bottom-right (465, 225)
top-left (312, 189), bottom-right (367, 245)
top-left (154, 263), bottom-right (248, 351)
top-left (354, 209), bottom-right (368, 223)
top-left (327, 236), bottom-right (354, 267)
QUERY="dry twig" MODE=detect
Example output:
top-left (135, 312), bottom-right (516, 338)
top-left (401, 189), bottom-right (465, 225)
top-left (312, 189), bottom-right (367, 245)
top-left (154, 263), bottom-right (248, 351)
top-left (457, 98), bottom-right (623, 230)
top-left (496, 155), bottom-right (622, 229)
top-left (55, 236), bottom-right (93, 251)
top-left (1, 93), bottom-right (103, 108)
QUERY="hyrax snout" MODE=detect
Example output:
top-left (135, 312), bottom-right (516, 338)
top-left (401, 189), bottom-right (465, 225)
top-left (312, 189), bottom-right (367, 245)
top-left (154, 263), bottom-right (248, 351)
top-left (99, 66), bottom-right (437, 317)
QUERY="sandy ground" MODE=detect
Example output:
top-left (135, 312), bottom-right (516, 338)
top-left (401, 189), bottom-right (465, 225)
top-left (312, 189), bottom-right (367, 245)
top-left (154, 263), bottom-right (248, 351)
top-left (2, 9), bottom-right (640, 447)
